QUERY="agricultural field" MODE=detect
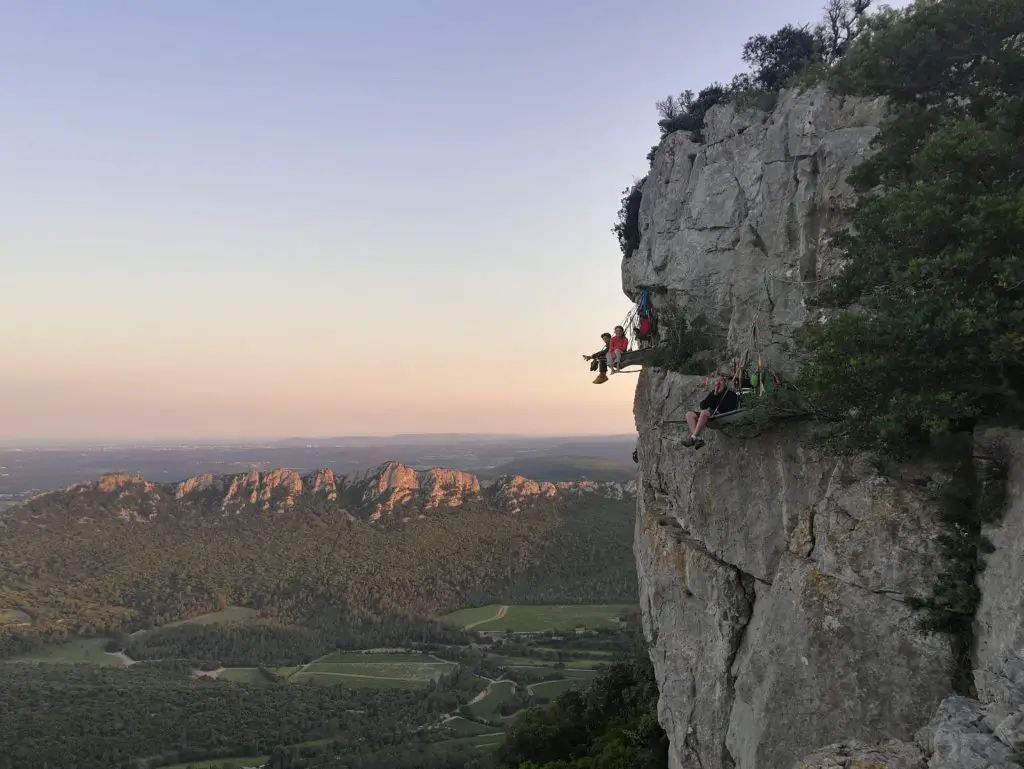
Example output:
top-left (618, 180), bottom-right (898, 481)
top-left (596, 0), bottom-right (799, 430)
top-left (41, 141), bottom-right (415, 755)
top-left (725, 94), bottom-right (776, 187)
top-left (5, 637), bottom-right (127, 666)
top-left (443, 716), bottom-right (499, 737)
top-left (442, 604), bottom-right (508, 629)
top-left (469, 680), bottom-right (516, 718)
top-left (529, 678), bottom-right (588, 701)
top-left (163, 757), bottom-right (268, 769)
top-left (288, 651), bottom-right (456, 688)
top-left (442, 604), bottom-right (631, 633)
top-left (497, 656), bottom-right (607, 670)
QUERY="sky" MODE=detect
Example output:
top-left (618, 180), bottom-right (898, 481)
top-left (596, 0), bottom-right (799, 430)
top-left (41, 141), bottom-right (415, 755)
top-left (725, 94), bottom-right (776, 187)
top-left (1, 0), bottom-right (865, 440)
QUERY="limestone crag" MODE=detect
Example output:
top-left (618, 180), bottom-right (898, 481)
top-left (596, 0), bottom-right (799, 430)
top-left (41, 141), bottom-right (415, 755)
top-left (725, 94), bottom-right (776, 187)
top-left (32, 460), bottom-right (632, 522)
top-left (488, 475), bottom-right (558, 513)
top-left (174, 472), bottom-right (214, 499)
top-left (624, 86), bottom-right (886, 377)
top-left (360, 462), bottom-right (483, 520)
top-left (66, 472), bottom-right (159, 495)
top-left (308, 467), bottom-right (340, 500)
top-left (627, 86), bottom-right (1024, 769)
top-left (556, 479), bottom-right (637, 499)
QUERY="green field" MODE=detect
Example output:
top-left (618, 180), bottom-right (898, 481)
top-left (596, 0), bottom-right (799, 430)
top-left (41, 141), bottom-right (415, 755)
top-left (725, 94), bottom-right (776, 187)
top-left (288, 652), bottom-right (455, 688)
top-left (5, 637), bottom-right (127, 666)
top-left (469, 680), bottom-right (516, 718)
top-left (443, 604), bottom-right (631, 633)
top-left (162, 606), bottom-right (258, 628)
top-left (507, 666), bottom-right (600, 680)
top-left (443, 716), bottom-right (499, 737)
top-left (530, 678), bottom-right (588, 701)
top-left (316, 651), bottom-right (430, 664)
top-left (442, 605), bottom-right (506, 629)
top-left (496, 656), bottom-right (608, 670)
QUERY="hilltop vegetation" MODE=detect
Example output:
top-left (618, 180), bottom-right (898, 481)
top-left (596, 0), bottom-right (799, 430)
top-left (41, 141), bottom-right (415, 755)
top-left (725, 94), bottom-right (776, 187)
top-left (795, 0), bottom-right (1024, 457)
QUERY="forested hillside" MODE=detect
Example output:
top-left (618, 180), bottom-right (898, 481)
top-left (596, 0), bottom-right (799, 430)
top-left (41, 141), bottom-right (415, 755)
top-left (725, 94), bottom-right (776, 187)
top-left (0, 466), bottom-right (636, 661)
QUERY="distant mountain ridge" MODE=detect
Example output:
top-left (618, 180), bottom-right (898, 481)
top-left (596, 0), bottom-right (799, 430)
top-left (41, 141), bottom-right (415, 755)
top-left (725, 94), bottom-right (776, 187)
top-left (13, 460), bottom-right (636, 523)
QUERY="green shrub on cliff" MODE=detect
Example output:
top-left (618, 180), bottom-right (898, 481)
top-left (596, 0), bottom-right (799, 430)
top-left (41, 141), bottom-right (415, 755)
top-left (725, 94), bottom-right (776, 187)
top-left (490, 647), bottom-right (667, 769)
top-left (795, 0), bottom-right (1024, 457)
top-left (613, 176), bottom-right (646, 258)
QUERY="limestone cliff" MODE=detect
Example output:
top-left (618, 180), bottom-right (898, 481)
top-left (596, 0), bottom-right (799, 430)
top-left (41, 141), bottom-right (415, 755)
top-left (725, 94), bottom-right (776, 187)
top-left (627, 87), bottom-right (1023, 768)
top-left (49, 461), bottom-right (634, 522)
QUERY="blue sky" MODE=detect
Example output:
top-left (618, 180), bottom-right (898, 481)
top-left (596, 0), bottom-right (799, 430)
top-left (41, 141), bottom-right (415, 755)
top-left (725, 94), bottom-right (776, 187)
top-left (0, 0), bottom-right (882, 439)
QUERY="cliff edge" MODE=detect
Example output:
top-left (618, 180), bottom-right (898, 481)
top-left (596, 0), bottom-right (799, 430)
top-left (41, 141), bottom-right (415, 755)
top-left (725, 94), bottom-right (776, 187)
top-left (627, 86), bottom-right (1024, 769)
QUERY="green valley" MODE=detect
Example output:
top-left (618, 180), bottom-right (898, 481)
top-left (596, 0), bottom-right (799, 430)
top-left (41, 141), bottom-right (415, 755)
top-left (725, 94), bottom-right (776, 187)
top-left (0, 463), bottom-right (647, 768)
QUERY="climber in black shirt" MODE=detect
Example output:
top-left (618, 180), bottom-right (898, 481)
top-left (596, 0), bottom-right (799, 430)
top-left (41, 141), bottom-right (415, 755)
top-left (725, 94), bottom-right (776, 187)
top-left (682, 369), bottom-right (740, 449)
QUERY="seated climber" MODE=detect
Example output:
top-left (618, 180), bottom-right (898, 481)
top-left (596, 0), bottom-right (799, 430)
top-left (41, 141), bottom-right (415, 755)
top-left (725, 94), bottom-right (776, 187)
top-left (607, 325), bottom-right (629, 372)
top-left (583, 332), bottom-right (613, 384)
top-left (634, 313), bottom-right (655, 348)
top-left (682, 369), bottom-right (740, 449)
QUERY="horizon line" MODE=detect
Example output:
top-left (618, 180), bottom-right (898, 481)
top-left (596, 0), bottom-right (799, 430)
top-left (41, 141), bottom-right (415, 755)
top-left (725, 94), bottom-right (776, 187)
top-left (0, 431), bottom-right (638, 446)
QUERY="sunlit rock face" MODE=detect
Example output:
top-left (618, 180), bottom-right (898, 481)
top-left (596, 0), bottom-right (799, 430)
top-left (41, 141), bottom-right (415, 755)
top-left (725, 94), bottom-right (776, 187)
top-left (628, 85), bottom-right (1024, 769)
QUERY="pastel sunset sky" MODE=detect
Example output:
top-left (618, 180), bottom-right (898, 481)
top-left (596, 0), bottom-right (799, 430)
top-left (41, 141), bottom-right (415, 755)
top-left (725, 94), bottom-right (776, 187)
top-left (1, 0), bottom-right (894, 439)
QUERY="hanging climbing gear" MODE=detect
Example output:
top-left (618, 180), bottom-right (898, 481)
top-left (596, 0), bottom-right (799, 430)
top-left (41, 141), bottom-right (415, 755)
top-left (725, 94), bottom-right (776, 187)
top-left (601, 288), bottom-right (660, 375)
top-left (620, 288), bottom-right (659, 352)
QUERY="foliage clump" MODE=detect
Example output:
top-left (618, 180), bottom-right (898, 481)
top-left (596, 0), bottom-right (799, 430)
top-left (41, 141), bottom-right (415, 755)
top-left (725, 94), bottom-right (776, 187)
top-left (794, 0), bottom-right (1024, 458)
top-left (647, 309), bottom-right (714, 374)
top-left (654, 0), bottom-right (873, 144)
top-left (491, 647), bottom-right (667, 769)
top-left (722, 379), bottom-right (809, 439)
top-left (613, 176), bottom-right (646, 259)
top-left (656, 84), bottom-right (732, 141)
top-left (909, 450), bottom-right (1009, 636)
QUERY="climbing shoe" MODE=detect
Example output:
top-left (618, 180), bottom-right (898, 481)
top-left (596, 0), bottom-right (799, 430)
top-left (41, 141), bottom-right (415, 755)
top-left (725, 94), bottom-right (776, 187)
top-left (693, 438), bottom-right (705, 450)
top-left (593, 373), bottom-right (609, 384)
top-left (681, 436), bottom-right (695, 447)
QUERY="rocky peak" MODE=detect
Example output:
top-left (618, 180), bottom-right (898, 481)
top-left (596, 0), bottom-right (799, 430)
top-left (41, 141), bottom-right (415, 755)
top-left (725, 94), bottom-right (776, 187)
top-left (24, 461), bottom-right (635, 524)
top-left (308, 467), bottom-right (340, 499)
top-left (358, 461), bottom-right (483, 520)
top-left (67, 472), bottom-right (157, 495)
top-left (488, 475), bottom-right (558, 513)
top-left (174, 472), bottom-right (214, 499)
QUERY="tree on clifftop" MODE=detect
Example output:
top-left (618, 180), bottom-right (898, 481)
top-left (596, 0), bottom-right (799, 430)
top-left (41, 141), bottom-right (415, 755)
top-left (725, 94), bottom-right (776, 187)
top-left (795, 0), bottom-right (1024, 456)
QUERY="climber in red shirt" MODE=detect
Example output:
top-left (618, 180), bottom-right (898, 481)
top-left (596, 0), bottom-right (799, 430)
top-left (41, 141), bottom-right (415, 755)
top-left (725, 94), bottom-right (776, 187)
top-left (607, 326), bottom-right (629, 373)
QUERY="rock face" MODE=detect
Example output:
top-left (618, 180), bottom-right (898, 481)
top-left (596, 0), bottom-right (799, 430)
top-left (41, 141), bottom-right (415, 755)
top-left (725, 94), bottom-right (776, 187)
top-left (626, 86), bottom-right (1024, 769)
top-left (361, 462), bottom-right (483, 520)
top-left (489, 475), bottom-right (558, 513)
top-left (623, 86), bottom-right (886, 377)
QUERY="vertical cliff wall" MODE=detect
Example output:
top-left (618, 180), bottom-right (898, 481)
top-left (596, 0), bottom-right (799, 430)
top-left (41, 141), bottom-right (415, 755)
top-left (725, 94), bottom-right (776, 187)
top-left (626, 86), bottom-right (1024, 768)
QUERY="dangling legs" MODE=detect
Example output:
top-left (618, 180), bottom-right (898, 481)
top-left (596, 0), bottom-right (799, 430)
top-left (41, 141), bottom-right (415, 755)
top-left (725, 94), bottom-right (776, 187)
top-left (681, 410), bottom-right (709, 449)
top-left (607, 349), bottom-right (622, 374)
top-left (593, 354), bottom-right (609, 384)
